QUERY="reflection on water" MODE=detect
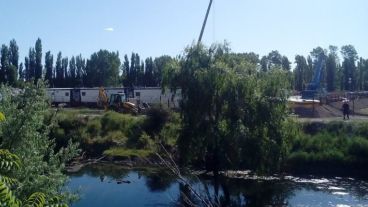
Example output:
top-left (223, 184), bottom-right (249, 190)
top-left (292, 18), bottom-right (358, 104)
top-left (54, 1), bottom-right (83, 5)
top-left (68, 164), bottom-right (368, 207)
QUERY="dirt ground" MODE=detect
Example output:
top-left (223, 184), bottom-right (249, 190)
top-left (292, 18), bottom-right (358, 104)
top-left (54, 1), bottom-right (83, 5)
top-left (292, 98), bottom-right (368, 120)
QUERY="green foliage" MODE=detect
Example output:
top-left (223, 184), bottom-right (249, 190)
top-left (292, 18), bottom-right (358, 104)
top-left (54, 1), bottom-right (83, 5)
top-left (34, 38), bottom-right (42, 83)
top-left (84, 50), bottom-right (121, 87)
top-left (51, 110), bottom-right (167, 158)
top-left (158, 112), bottom-right (181, 147)
top-left (103, 147), bottom-right (154, 159)
top-left (287, 121), bottom-right (368, 173)
top-left (24, 192), bottom-right (46, 207)
top-left (164, 43), bottom-right (293, 174)
top-left (44, 51), bottom-right (53, 87)
top-left (0, 82), bottom-right (78, 202)
top-left (0, 149), bottom-right (68, 207)
top-left (0, 149), bottom-right (20, 172)
top-left (136, 132), bottom-right (155, 150)
top-left (143, 108), bottom-right (170, 136)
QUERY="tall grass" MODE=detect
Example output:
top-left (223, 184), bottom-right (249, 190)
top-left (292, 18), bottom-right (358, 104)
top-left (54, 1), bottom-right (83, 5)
top-left (286, 121), bottom-right (368, 174)
top-left (50, 108), bottom-right (180, 158)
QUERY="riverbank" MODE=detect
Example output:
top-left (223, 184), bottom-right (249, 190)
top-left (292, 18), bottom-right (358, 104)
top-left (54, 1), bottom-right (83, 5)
top-left (54, 109), bottom-right (368, 177)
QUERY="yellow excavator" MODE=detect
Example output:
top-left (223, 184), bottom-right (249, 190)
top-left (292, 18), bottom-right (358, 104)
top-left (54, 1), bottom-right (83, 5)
top-left (98, 87), bottom-right (139, 115)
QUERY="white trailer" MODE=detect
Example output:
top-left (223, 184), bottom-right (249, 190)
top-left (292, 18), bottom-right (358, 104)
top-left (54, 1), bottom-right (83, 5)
top-left (46, 87), bottom-right (181, 108)
top-left (80, 88), bottom-right (99, 105)
top-left (46, 88), bottom-right (72, 105)
top-left (134, 87), bottom-right (181, 108)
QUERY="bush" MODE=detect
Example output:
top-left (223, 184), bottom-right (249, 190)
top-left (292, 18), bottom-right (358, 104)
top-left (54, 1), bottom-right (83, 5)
top-left (348, 137), bottom-right (368, 158)
top-left (137, 132), bottom-right (155, 150)
top-left (105, 131), bottom-right (128, 145)
top-left (86, 118), bottom-right (101, 137)
top-left (287, 121), bottom-right (368, 173)
top-left (143, 107), bottom-right (170, 136)
top-left (158, 112), bottom-right (181, 147)
top-left (103, 147), bottom-right (154, 159)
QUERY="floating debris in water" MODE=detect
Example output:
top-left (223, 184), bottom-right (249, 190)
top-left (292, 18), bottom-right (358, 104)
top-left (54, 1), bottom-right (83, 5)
top-left (328, 186), bottom-right (346, 191)
top-left (332, 192), bottom-right (349, 196)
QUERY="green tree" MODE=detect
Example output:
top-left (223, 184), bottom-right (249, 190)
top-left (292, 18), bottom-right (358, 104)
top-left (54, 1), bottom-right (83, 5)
top-left (281, 56), bottom-right (290, 71)
top-left (363, 59), bottom-right (368, 90)
top-left (122, 54), bottom-right (130, 86)
top-left (7, 65), bottom-right (17, 86)
top-left (44, 51), bottom-right (54, 87)
top-left (341, 45), bottom-right (358, 90)
top-left (153, 55), bottom-right (173, 86)
top-left (69, 56), bottom-right (76, 87)
top-left (168, 43), bottom-right (293, 174)
top-left (35, 38), bottom-right (43, 83)
top-left (144, 57), bottom-right (154, 86)
top-left (24, 57), bottom-right (29, 81)
top-left (55, 52), bottom-right (63, 87)
top-left (9, 39), bottom-right (19, 71)
top-left (134, 53), bottom-right (141, 86)
top-left (18, 63), bottom-right (24, 81)
top-left (138, 60), bottom-right (144, 86)
top-left (305, 55), bottom-right (314, 84)
top-left (326, 46), bottom-right (338, 91)
top-left (267, 50), bottom-right (282, 69)
top-left (294, 55), bottom-right (308, 91)
top-left (62, 57), bottom-right (68, 87)
top-left (84, 50), bottom-right (121, 87)
top-left (0, 149), bottom-right (68, 207)
top-left (0, 45), bottom-right (10, 84)
top-left (129, 53), bottom-right (136, 86)
top-left (260, 56), bottom-right (268, 72)
top-left (75, 54), bottom-right (85, 87)
top-left (357, 58), bottom-right (368, 91)
top-left (0, 82), bottom-right (78, 203)
top-left (28, 48), bottom-right (36, 81)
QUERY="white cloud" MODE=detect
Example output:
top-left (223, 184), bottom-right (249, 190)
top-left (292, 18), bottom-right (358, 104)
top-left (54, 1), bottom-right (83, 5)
top-left (104, 27), bottom-right (114, 32)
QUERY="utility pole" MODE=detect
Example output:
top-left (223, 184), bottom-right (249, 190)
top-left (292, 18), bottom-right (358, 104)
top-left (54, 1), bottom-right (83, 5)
top-left (198, 0), bottom-right (213, 46)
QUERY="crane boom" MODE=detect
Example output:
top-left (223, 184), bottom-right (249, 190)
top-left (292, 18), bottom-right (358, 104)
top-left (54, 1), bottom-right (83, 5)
top-left (307, 55), bottom-right (326, 91)
top-left (301, 55), bottom-right (326, 99)
top-left (198, 0), bottom-right (213, 45)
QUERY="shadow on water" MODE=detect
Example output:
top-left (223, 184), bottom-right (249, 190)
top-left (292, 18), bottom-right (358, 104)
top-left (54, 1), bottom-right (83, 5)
top-left (178, 175), bottom-right (295, 207)
top-left (142, 170), bottom-right (177, 192)
top-left (68, 164), bottom-right (368, 207)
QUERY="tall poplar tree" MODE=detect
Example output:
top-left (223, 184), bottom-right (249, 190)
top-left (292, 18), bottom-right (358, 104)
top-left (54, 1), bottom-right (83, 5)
top-left (55, 52), bottom-right (63, 87)
top-left (341, 45), bottom-right (358, 91)
top-left (69, 56), bottom-right (76, 87)
top-left (28, 48), bottom-right (36, 81)
top-left (35, 38), bottom-right (43, 83)
top-left (0, 45), bottom-right (9, 84)
top-left (76, 54), bottom-right (85, 87)
top-left (45, 51), bottom-right (54, 86)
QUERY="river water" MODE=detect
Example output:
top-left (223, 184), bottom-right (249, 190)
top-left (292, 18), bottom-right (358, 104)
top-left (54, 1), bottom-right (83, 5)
top-left (68, 164), bottom-right (368, 207)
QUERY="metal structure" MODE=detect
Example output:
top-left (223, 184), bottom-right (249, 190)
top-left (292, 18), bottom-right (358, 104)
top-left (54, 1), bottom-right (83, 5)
top-left (301, 55), bottom-right (326, 99)
top-left (198, 0), bottom-right (213, 45)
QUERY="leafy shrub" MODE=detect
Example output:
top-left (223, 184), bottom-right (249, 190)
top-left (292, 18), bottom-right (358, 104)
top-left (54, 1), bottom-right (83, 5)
top-left (86, 118), bottom-right (101, 137)
top-left (105, 131), bottom-right (127, 145)
top-left (0, 82), bottom-right (78, 202)
top-left (158, 112), bottom-right (181, 147)
top-left (103, 147), bottom-right (154, 159)
top-left (136, 132), bottom-right (155, 150)
top-left (348, 137), bottom-right (368, 158)
top-left (143, 107), bottom-right (170, 136)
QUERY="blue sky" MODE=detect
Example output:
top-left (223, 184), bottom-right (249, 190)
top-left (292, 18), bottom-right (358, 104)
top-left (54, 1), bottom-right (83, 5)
top-left (1, 0), bottom-right (367, 64)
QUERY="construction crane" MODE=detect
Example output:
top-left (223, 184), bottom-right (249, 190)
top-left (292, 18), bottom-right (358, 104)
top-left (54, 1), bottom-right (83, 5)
top-left (198, 0), bottom-right (213, 46)
top-left (301, 55), bottom-right (326, 100)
